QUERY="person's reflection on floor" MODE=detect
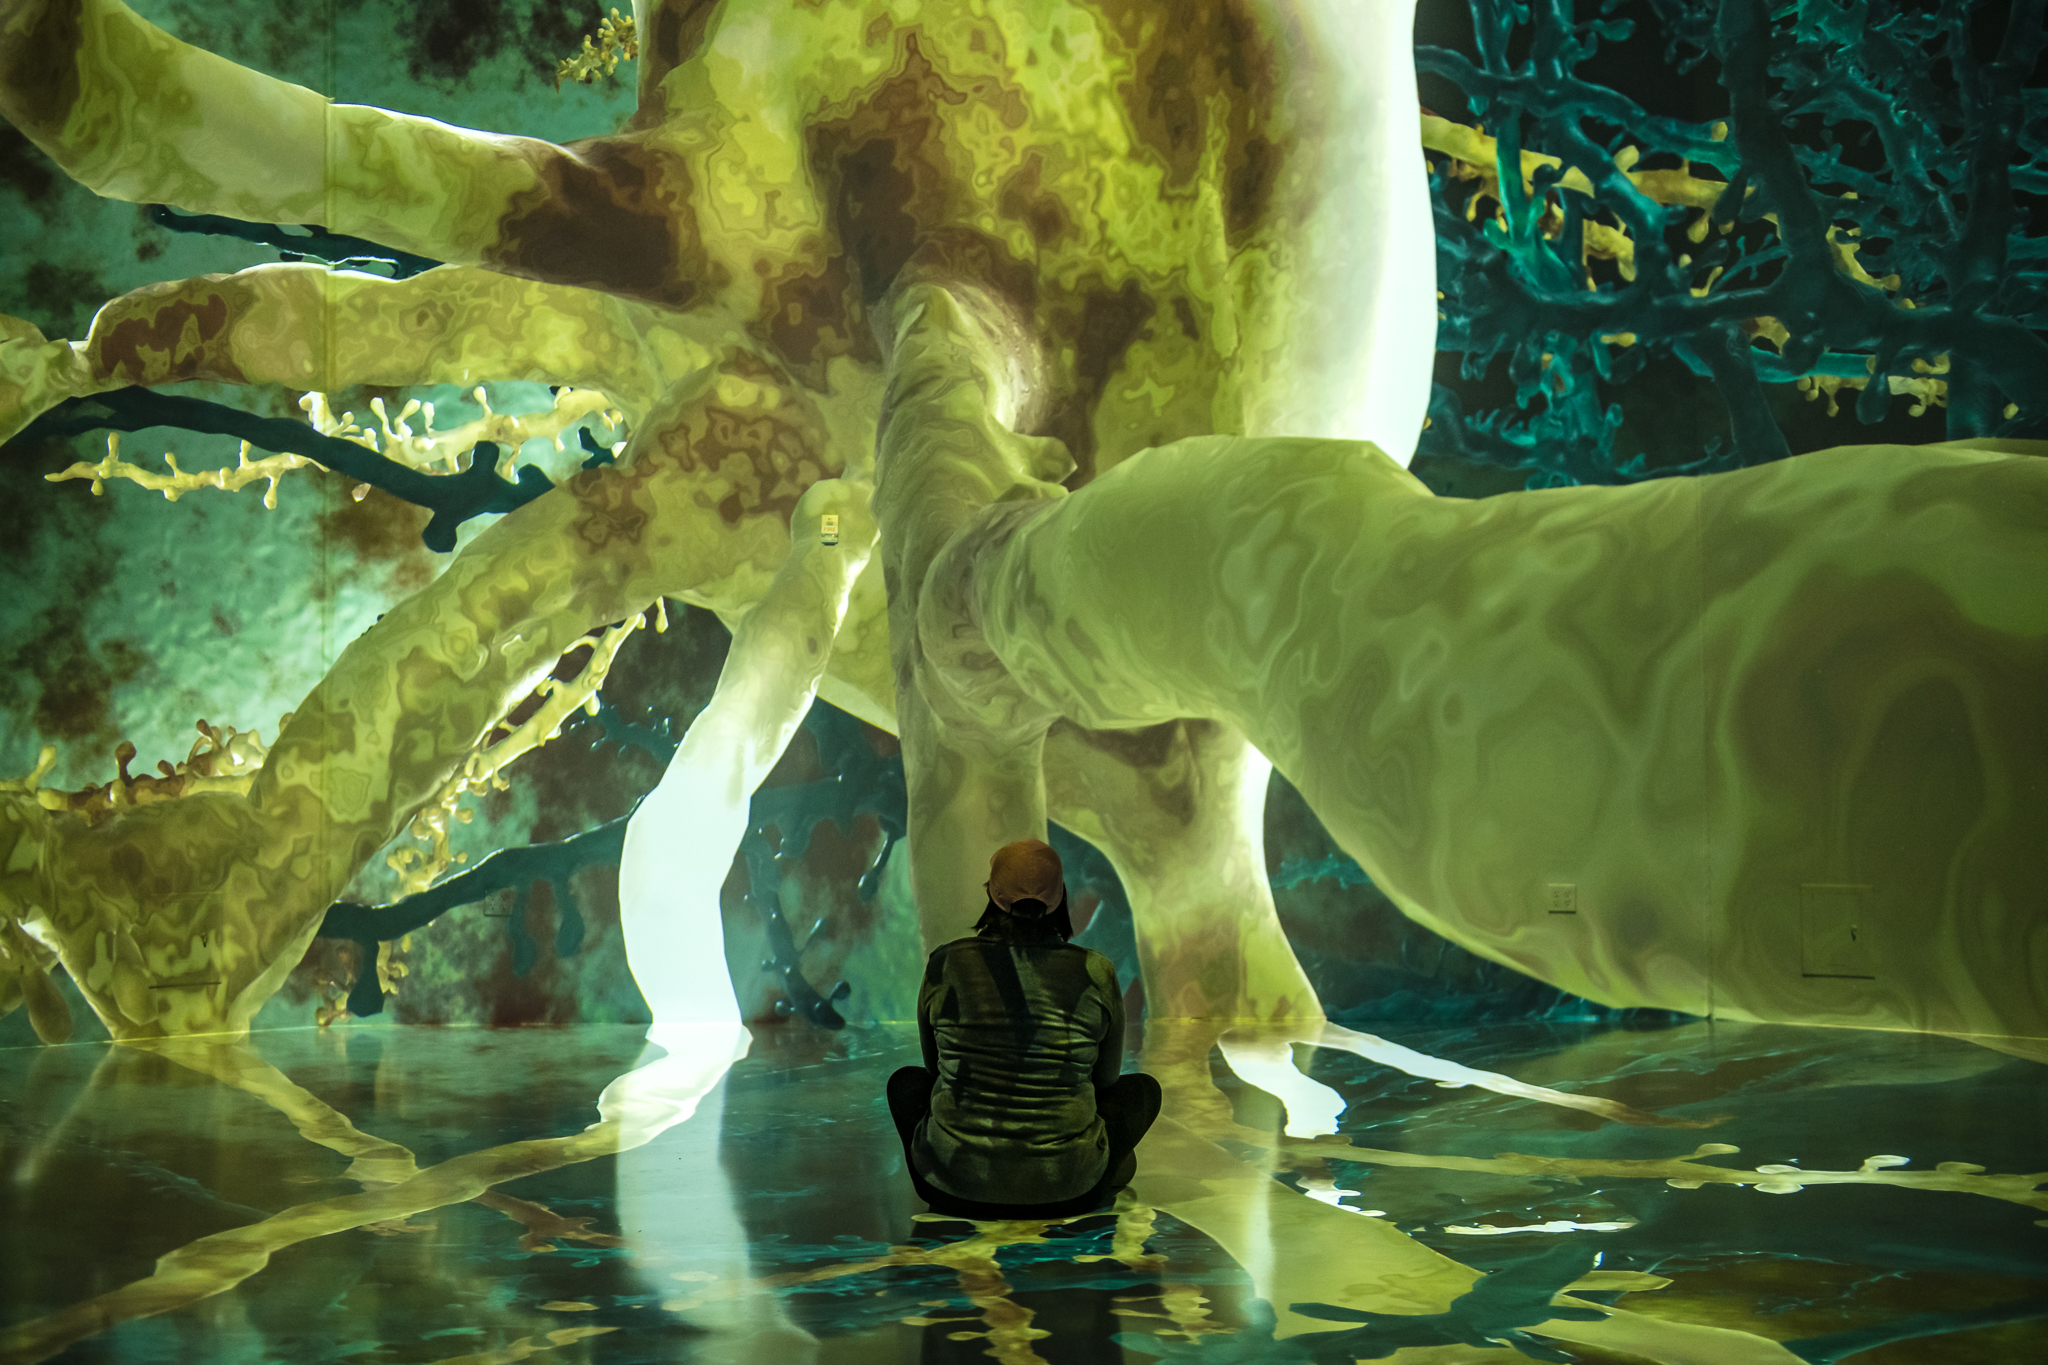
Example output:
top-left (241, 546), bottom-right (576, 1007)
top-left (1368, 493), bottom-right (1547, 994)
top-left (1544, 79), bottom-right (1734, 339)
top-left (888, 840), bottom-right (1161, 1220)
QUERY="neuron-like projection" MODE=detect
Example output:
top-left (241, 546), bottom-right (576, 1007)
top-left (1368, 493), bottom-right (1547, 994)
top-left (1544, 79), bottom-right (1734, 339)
top-left (0, 0), bottom-right (2043, 1294)
top-left (2, 10), bottom-right (2043, 1362)
top-left (3, 0), bottom-right (1437, 1044)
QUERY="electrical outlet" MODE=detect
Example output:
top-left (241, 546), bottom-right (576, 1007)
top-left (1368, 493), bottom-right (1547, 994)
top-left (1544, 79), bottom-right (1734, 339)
top-left (1546, 883), bottom-right (1577, 914)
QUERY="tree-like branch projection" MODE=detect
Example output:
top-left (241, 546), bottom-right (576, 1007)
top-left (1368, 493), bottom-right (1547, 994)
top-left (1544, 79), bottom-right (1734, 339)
top-left (7, 0), bottom-right (1450, 1042)
top-left (0, 0), bottom-right (2042, 1044)
top-left (0, 0), bottom-right (2044, 1350)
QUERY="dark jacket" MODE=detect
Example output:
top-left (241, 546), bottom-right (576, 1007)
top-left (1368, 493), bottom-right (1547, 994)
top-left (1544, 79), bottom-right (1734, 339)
top-left (912, 915), bottom-right (1125, 1205)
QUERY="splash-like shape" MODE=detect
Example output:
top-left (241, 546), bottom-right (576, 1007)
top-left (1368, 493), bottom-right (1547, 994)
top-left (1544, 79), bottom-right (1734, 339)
top-left (554, 7), bottom-right (637, 89)
top-left (1218, 1023), bottom-right (1719, 1138)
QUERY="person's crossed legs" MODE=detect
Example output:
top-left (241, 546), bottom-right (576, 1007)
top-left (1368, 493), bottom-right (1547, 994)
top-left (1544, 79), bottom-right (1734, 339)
top-left (886, 1066), bottom-right (1161, 1219)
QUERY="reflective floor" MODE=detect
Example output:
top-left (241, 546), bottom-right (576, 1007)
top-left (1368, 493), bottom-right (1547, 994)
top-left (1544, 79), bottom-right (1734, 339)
top-left (2, 1017), bottom-right (2044, 1364)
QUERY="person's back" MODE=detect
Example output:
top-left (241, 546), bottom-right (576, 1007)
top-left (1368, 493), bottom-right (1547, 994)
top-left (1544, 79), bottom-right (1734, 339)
top-left (888, 840), bottom-right (1160, 1219)
top-left (916, 920), bottom-right (1123, 1205)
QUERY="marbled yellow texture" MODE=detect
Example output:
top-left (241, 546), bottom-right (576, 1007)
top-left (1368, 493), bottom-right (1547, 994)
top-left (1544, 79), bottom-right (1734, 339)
top-left (0, 0), bottom-right (2040, 1062)
top-left (960, 431), bottom-right (2046, 1044)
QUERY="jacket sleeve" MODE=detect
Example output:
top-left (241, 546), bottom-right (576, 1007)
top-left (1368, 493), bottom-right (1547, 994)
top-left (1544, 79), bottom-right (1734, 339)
top-left (1092, 953), bottom-right (1124, 1089)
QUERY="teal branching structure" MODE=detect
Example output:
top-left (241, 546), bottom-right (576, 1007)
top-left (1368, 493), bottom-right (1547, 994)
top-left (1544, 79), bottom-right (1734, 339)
top-left (21, 387), bottom-right (556, 551)
top-left (1419, 0), bottom-right (2048, 487)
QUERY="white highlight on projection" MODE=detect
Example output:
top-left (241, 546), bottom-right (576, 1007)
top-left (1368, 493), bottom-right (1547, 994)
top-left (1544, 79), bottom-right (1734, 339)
top-left (1241, 0), bottom-right (1435, 463)
top-left (1297, 1172), bottom-right (1386, 1217)
top-left (602, 1024), bottom-right (823, 1355)
top-left (1442, 1219), bottom-right (1640, 1235)
top-left (597, 1023), bottom-right (757, 1141)
top-left (1218, 1022), bottom-right (1699, 1138)
top-left (619, 482), bottom-right (876, 1023)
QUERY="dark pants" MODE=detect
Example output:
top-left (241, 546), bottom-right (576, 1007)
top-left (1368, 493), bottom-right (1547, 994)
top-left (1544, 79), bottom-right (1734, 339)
top-left (886, 1066), bottom-right (1163, 1220)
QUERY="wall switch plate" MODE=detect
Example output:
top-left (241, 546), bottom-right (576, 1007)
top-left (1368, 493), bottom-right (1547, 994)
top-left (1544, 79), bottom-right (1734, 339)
top-left (1800, 884), bottom-right (1876, 978)
top-left (1546, 883), bottom-right (1577, 914)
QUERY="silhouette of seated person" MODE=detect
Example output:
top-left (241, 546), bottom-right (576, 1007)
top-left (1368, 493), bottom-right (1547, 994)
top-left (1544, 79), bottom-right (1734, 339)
top-left (887, 839), bottom-right (1162, 1220)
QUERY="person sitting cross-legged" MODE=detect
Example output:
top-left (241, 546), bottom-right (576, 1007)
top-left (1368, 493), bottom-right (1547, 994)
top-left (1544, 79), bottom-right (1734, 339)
top-left (887, 839), bottom-right (1162, 1219)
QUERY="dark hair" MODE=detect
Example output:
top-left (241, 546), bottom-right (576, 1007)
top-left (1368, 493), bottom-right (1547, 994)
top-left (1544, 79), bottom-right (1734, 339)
top-left (973, 890), bottom-right (1075, 941)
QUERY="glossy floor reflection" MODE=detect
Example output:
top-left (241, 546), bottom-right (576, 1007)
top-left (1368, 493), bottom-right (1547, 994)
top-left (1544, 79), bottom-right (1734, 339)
top-left (2, 1017), bottom-right (2044, 1364)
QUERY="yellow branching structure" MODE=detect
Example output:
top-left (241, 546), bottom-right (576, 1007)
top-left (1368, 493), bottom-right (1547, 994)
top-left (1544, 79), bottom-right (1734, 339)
top-left (0, 746), bottom-right (59, 797)
top-left (46, 389), bottom-right (625, 510)
top-left (2, 718), bottom-right (280, 822)
top-left (389, 611), bottom-right (648, 894)
top-left (1423, 113), bottom-right (1663, 283)
top-left (1795, 364), bottom-right (1952, 419)
top-left (301, 385), bottom-right (623, 479)
top-left (554, 8), bottom-right (638, 88)
top-left (1420, 112), bottom-right (1947, 399)
top-left (47, 435), bottom-right (314, 508)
